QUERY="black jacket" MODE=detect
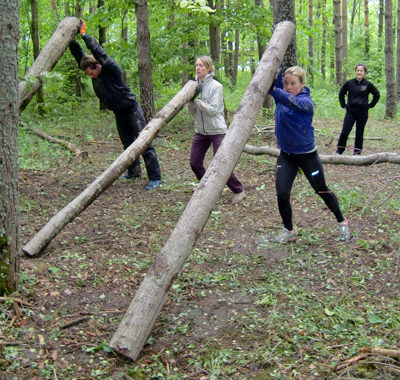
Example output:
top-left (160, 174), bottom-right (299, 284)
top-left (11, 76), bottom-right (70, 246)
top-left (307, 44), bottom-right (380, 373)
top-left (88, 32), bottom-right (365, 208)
top-left (69, 34), bottom-right (136, 112)
top-left (339, 78), bottom-right (380, 112)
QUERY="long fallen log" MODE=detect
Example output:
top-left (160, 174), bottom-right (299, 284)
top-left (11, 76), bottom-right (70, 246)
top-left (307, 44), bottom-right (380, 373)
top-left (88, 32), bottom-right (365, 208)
top-left (21, 121), bottom-right (88, 160)
top-left (109, 21), bottom-right (296, 361)
top-left (22, 80), bottom-right (198, 257)
top-left (243, 144), bottom-right (400, 165)
top-left (19, 17), bottom-right (80, 112)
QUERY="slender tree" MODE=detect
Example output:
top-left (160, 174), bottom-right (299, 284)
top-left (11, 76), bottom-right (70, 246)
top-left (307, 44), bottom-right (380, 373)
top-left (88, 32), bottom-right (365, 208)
top-left (342, 0), bottom-right (348, 80)
top-left (133, 0), bottom-right (155, 122)
top-left (308, 0), bottom-right (314, 85)
top-left (385, 0), bottom-right (396, 117)
top-left (397, 0), bottom-right (400, 99)
top-left (209, 0), bottom-right (221, 66)
top-left (333, 0), bottom-right (342, 86)
top-left (30, 0), bottom-right (45, 113)
top-left (0, 0), bottom-right (20, 294)
top-left (321, 0), bottom-right (328, 79)
top-left (378, 0), bottom-right (384, 50)
top-left (364, 0), bottom-right (369, 54)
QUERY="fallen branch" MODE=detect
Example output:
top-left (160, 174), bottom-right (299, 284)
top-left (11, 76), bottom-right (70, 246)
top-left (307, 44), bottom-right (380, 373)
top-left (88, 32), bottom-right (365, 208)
top-left (60, 317), bottom-right (90, 329)
top-left (243, 144), bottom-right (400, 165)
top-left (21, 122), bottom-right (88, 160)
top-left (0, 296), bottom-right (32, 307)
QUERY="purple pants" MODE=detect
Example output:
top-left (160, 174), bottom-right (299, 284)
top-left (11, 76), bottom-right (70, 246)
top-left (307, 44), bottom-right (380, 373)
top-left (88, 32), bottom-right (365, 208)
top-left (190, 133), bottom-right (243, 194)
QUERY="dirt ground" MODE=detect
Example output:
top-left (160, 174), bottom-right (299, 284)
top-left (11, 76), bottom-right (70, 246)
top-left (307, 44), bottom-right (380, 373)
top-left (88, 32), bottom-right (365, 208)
top-left (1, 118), bottom-right (399, 379)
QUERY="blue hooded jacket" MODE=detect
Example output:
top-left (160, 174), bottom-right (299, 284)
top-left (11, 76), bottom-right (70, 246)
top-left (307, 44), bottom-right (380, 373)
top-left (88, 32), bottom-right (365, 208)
top-left (270, 79), bottom-right (316, 154)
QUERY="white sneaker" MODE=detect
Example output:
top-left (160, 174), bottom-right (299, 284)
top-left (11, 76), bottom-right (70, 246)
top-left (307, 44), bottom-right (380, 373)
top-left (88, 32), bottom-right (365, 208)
top-left (339, 217), bottom-right (350, 241)
top-left (232, 190), bottom-right (246, 204)
top-left (275, 228), bottom-right (295, 243)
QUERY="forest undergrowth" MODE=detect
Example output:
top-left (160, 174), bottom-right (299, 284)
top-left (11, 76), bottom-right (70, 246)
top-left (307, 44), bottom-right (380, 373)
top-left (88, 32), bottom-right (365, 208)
top-left (1, 82), bottom-right (399, 379)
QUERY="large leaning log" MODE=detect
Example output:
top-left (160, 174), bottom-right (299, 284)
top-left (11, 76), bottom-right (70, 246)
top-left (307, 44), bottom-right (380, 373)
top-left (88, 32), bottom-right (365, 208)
top-left (19, 17), bottom-right (80, 112)
top-left (21, 121), bottom-right (88, 160)
top-left (22, 80), bottom-right (198, 257)
top-left (109, 21), bottom-right (296, 361)
top-left (243, 144), bottom-right (400, 165)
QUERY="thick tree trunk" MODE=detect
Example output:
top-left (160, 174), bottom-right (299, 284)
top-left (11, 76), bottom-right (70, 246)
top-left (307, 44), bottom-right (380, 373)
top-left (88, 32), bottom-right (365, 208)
top-left (243, 144), bottom-right (400, 165)
top-left (0, 0), bottom-right (20, 294)
top-left (274, 0), bottom-right (297, 67)
top-left (109, 21), bottom-right (296, 361)
top-left (19, 17), bottom-right (80, 112)
top-left (21, 122), bottom-right (88, 160)
top-left (22, 81), bottom-right (198, 257)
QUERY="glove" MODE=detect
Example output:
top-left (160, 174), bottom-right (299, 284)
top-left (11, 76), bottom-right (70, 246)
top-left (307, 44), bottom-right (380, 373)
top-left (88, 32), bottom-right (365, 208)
top-left (80, 20), bottom-right (86, 35)
top-left (191, 83), bottom-right (202, 101)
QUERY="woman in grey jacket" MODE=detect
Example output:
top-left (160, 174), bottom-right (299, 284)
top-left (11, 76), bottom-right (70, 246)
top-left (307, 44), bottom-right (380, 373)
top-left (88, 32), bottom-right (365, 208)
top-left (187, 56), bottom-right (245, 203)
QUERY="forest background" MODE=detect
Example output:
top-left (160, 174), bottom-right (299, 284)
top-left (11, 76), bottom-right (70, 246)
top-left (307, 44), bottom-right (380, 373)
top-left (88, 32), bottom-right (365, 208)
top-left (1, 0), bottom-right (400, 379)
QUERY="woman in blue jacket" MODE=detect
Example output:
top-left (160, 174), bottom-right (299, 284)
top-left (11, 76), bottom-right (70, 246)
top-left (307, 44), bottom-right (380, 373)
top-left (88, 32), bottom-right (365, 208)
top-left (269, 66), bottom-right (349, 243)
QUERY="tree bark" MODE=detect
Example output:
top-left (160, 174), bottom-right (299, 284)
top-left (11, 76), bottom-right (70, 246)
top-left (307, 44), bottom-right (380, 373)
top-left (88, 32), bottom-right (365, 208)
top-left (333, 0), bottom-right (342, 86)
top-left (19, 17), bottom-right (81, 112)
top-left (20, 122), bottom-right (88, 160)
top-left (30, 0), bottom-right (45, 112)
top-left (134, 0), bottom-right (155, 122)
top-left (243, 144), bottom-right (400, 165)
top-left (342, 0), bottom-right (348, 79)
top-left (109, 21), bottom-right (296, 361)
top-left (209, 0), bottom-right (221, 65)
top-left (274, 0), bottom-right (297, 67)
top-left (321, 0), bottom-right (327, 79)
top-left (396, 0), bottom-right (400, 99)
top-left (0, 0), bottom-right (20, 294)
top-left (22, 80), bottom-right (198, 257)
top-left (385, 0), bottom-right (396, 117)
top-left (308, 0), bottom-right (314, 85)
top-left (364, 0), bottom-right (369, 54)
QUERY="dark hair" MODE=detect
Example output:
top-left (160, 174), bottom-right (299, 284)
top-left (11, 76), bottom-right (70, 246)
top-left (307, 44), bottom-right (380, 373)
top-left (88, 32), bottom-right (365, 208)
top-left (355, 63), bottom-right (367, 73)
top-left (80, 55), bottom-right (98, 70)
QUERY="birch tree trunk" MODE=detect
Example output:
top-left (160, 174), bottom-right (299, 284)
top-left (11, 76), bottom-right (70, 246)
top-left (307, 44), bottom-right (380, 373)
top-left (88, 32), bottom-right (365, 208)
top-left (22, 81), bottom-right (198, 257)
top-left (19, 17), bottom-right (80, 112)
top-left (109, 21), bottom-right (296, 361)
top-left (243, 144), bottom-right (400, 165)
top-left (0, 0), bottom-right (20, 294)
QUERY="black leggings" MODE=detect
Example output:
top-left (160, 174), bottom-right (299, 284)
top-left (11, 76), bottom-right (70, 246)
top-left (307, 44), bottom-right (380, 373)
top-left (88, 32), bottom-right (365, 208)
top-left (337, 108), bottom-right (368, 154)
top-left (275, 150), bottom-right (344, 231)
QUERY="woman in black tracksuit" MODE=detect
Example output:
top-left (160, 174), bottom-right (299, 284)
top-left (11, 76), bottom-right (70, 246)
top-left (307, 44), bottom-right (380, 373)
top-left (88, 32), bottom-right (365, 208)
top-left (336, 64), bottom-right (380, 155)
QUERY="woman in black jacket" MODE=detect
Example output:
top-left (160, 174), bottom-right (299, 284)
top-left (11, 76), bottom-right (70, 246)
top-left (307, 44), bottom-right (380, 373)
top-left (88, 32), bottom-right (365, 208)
top-left (69, 21), bottom-right (161, 190)
top-left (336, 64), bottom-right (380, 155)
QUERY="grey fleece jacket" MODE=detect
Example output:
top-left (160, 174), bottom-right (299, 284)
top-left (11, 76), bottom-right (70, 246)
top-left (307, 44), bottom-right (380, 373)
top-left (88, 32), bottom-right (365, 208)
top-left (187, 73), bottom-right (227, 135)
